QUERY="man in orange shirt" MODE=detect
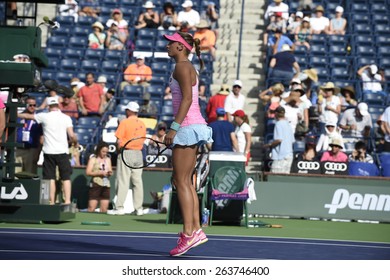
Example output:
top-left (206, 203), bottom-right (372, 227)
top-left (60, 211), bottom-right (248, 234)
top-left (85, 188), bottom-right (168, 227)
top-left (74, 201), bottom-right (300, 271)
top-left (108, 101), bottom-right (146, 216)
top-left (77, 72), bottom-right (105, 116)
top-left (194, 20), bottom-right (216, 59)
top-left (120, 55), bottom-right (153, 90)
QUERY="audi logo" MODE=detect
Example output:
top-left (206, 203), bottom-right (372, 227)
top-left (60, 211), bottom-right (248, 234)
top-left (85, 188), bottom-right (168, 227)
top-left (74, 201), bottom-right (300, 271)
top-left (324, 162), bottom-right (348, 171)
top-left (297, 161), bottom-right (320, 170)
top-left (78, 144), bottom-right (84, 152)
top-left (146, 155), bottom-right (168, 164)
top-left (108, 144), bottom-right (116, 153)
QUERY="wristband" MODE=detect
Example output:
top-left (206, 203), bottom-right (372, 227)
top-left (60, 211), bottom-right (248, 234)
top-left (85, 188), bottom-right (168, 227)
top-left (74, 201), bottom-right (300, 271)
top-left (170, 121), bottom-right (181, 131)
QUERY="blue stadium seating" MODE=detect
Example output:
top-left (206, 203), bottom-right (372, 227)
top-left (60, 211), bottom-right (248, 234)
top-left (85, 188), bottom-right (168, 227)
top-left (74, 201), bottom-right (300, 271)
top-left (77, 116), bottom-right (101, 127)
top-left (80, 60), bottom-right (101, 72)
top-left (122, 85), bottom-right (144, 97)
top-left (85, 49), bottom-right (105, 60)
top-left (63, 48), bottom-right (85, 60)
top-left (60, 59), bottom-right (81, 72)
top-left (46, 36), bottom-right (68, 48)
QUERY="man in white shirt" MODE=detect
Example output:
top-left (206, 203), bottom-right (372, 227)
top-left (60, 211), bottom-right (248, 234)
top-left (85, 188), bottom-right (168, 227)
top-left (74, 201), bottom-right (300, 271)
top-left (224, 80), bottom-right (246, 121)
top-left (18, 97), bottom-right (77, 205)
top-left (264, 0), bottom-right (289, 21)
top-left (380, 106), bottom-right (390, 152)
top-left (339, 102), bottom-right (372, 139)
top-left (310, 5), bottom-right (330, 34)
top-left (177, 0), bottom-right (200, 31)
top-left (357, 64), bottom-right (383, 93)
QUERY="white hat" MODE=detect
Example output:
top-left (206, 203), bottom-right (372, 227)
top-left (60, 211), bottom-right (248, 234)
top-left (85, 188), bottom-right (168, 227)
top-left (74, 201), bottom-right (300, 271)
top-left (182, 0), bottom-right (193, 8)
top-left (335, 6), bottom-right (344, 13)
top-left (296, 11), bottom-right (303, 18)
top-left (233, 79), bottom-right (243, 88)
top-left (142, 1), bottom-right (155, 9)
top-left (303, 16), bottom-right (310, 22)
top-left (136, 54), bottom-right (145, 60)
top-left (374, 74), bottom-right (382, 81)
top-left (47, 96), bottom-right (59, 106)
top-left (125, 101), bottom-right (139, 112)
top-left (357, 102), bottom-right (369, 116)
top-left (281, 44), bottom-right (291, 51)
top-left (291, 78), bottom-right (302, 84)
top-left (97, 75), bottom-right (107, 83)
top-left (370, 64), bottom-right (378, 74)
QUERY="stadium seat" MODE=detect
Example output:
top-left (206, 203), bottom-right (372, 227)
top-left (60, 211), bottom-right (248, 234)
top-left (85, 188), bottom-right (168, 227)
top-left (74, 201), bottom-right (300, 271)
top-left (372, 3), bottom-right (387, 14)
top-left (376, 36), bottom-right (390, 46)
top-left (349, 13), bottom-right (370, 24)
top-left (350, 4), bottom-right (367, 14)
top-left (77, 116), bottom-right (101, 127)
top-left (137, 28), bottom-right (157, 40)
top-left (54, 15), bottom-right (75, 27)
top-left (63, 48), bottom-right (84, 60)
top-left (101, 60), bottom-right (121, 74)
top-left (68, 36), bottom-right (88, 49)
top-left (104, 50), bottom-right (126, 61)
top-left (135, 39), bottom-right (154, 51)
top-left (47, 57), bottom-right (60, 70)
top-left (379, 57), bottom-right (390, 68)
top-left (293, 141), bottom-right (305, 153)
top-left (51, 26), bottom-right (72, 38)
top-left (161, 105), bottom-right (173, 115)
top-left (353, 24), bottom-right (372, 34)
top-left (331, 68), bottom-right (350, 80)
top-left (354, 35), bottom-right (374, 47)
top-left (45, 47), bottom-right (63, 59)
top-left (362, 93), bottom-right (385, 105)
top-left (60, 58), bottom-right (81, 72)
top-left (122, 85), bottom-right (144, 97)
top-left (46, 36), bottom-right (68, 48)
top-left (368, 105), bottom-right (385, 115)
top-left (375, 24), bottom-right (390, 35)
top-left (154, 40), bottom-right (168, 52)
top-left (150, 75), bottom-right (167, 86)
top-left (151, 62), bottom-right (170, 75)
top-left (356, 46), bottom-right (376, 57)
top-left (328, 45), bottom-right (346, 56)
top-left (330, 56), bottom-right (351, 67)
top-left (85, 49), bottom-right (105, 61)
top-left (77, 16), bottom-right (96, 27)
top-left (328, 35), bottom-right (347, 46)
top-left (372, 14), bottom-right (389, 24)
top-left (310, 44), bottom-right (328, 56)
top-left (80, 60), bottom-right (101, 72)
top-left (74, 26), bottom-right (90, 37)
top-left (378, 46), bottom-right (390, 58)
top-left (293, 45), bottom-right (307, 56)
top-left (41, 70), bottom-right (57, 81)
top-left (146, 85), bottom-right (164, 97)
top-left (309, 56), bottom-right (328, 68)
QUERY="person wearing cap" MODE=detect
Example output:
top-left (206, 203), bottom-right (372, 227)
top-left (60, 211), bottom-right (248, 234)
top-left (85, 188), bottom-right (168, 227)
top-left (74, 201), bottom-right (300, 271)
top-left (317, 82), bottom-right (342, 131)
top-left (340, 85), bottom-right (357, 111)
top-left (264, 106), bottom-right (295, 173)
top-left (263, 11), bottom-right (287, 47)
top-left (357, 64), bottom-right (384, 94)
top-left (139, 92), bottom-right (158, 118)
top-left (281, 84), bottom-right (308, 135)
top-left (13, 54), bottom-right (30, 63)
top-left (287, 11), bottom-right (303, 34)
top-left (232, 110), bottom-right (251, 162)
top-left (18, 96), bottom-right (77, 205)
top-left (88, 21), bottom-right (106, 49)
top-left (206, 84), bottom-right (230, 123)
top-left (194, 20), bottom-right (216, 59)
top-left (316, 121), bottom-right (344, 152)
top-left (208, 107), bottom-right (238, 152)
top-left (264, 0), bottom-right (289, 22)
top-left (163, 31), bottom-right (213, 256)
top-left (105, 20), bottom-right (127, 50)
top-left (109, 101), bottom-right (146, 216)
top-left (106, 8), bottom-right (128, 33)
top-left (135, 1), bottom-right (159, 29)
top-left (329, 6), bottom-right (347, 35)
top-left (224, 79), bottom-right (246, 121)
top-left (78, 72), bottom-right (105, 116)
top-left (268, 27), bottom-right (294, 54)
top-left (294, 16), bottom-right (312, 50)
top-left (58, 0), bottom-right (79, 22)
top-left (177, 0), bottom-right (200, 31)
top-left (310, 5), bottom-right (330, 34)
top-left (121, 55), bottom-right (153, 89)
top-left (269, 43), bottom-right (300, 88)
top-left (320, 138), bottom-right (348, 163)
top-left (96, 75), bottom-right (108, 93)
top-left (15, 96), bottom-right (43, 174)
top-left (339, 102), bottom-right (372, 139)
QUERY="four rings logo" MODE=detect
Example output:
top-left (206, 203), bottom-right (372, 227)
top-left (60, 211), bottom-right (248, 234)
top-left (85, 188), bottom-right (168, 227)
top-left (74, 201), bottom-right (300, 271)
top-left (297, 161), bottom-right (320, 170)
top-left (324, 162), bottom-right (347, 171)
top-left (0, 183), bottom-right (28, 200)
top-left (146, 155), bottom-right (168, 164)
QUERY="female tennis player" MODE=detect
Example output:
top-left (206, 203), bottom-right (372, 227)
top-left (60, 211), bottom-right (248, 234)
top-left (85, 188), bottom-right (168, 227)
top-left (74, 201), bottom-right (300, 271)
top-left (163, 31), bottom-right (213, 257)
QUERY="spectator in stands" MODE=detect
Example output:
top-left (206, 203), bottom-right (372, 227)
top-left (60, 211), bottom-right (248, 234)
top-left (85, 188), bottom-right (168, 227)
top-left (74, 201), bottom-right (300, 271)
top-left (139, 92), bottom-right (158, 119)
top-left (78, 72), bottom-right (105, 116)
top-left (340, 86), bottom-right (357, 112)
top-left (264, 0), bottom-right (289, 22)
top-left (120, 55), bottom-right (153, 90)
top-left (208, 108), bottom-right (238, 152)
top-left (194, 20), bottom-right (217, 60)
top-left (206, 84), bottom-right (230, 123)
top-left (86, 141), bottom-right (113, 213)
top-left (159, 2), bottom-right (179, 30)
top-left (88, 21), bottom-right (106, 49)
top-left (177, 0), bottom-right (200, 31)
top-left (281, 87), bottom-right (302, 133)
top-left (100, 88), bottom-right (116, 113)
top-left (294, 17), bottom-right (312, 50)
top-left (224, 80), bottom-right (246, 121)
top-left (320, 138), bottom-right (347, 162)
top-left (263, 12), bottom-right (287, 48)
top-left (37, 89), bottom-right (64, 111)
top-left (357, 64), bottom-right (385, 96)
top-left (18, 97), bottom-right (77, 205)
top-left (316, 121), bottom-right (344, 152)
top-left (108, 102), bottom-right (146, 216)
top-left (15, 96), bottom-right (43, 174)
top-left (96, 75), bottom-right (108, 93)
top-left (58, 0), bottom-right (79, 22)
top-left (164, 86), bottom-right (172, 100)
top-left (232, 110), bottom-right (251, 164)
top-left (269, 44), bottom-right (300, 88)
top-left (317, 82), bottom-right (341, 132)
top-left (148, 122), bottom-right (171, 156)
top-left (339, 102), bottom-right (372, 139)
top-left (200, 1), bottom-right (219, 38)
top-left (380, 106), bottom-right (390, 152)
top-left (264, 106), bottom-right (294, 173)
top-left (198, 78), bottom-right (207, 102)
top-left (298, 68), bottom-right (318, 103)
top-left (329, 6), bottom-right (347, 35)
top-left (310, 5), bottom-right (330, 34)
top-left (79, 1), bottom-right (100, 18)
top-left (106, 9), bottom-right (128, 35)
top-left (268, 28), bottom-right (294, 55)
top-left (135, 1), bottom-right (160, 29)
top-left (259, 82), bottom-right (284, 107)
top-left (287, 11), bottom-right (303, 34)
top-left (298, 0), bottom-right (313, 16)
top-left (348, 141), bottom-right (374, 163)
top-left (105, 22), bottom-right (127, 50)
top-left (297, 139), bottom-right (318, 161)
top-left (70, 77), bottom-right (84, 97)
top-left (59, 94), bottom-right (79, 120)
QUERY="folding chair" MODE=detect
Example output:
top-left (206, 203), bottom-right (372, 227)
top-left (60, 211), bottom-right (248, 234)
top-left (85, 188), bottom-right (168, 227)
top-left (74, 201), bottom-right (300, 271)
top-left (209, 166), bottom-right (248, 227)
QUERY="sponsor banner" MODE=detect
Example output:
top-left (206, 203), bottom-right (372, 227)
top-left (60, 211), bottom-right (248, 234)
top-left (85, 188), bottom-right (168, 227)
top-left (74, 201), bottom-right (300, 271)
top-left (251, 180), bottom-right (390, 222)
top-left (291, 160), bottom-right (321, 174)
top-left (145, 153), bottom-right (172, 168)
top-left (0, 179), bottom-right (41, 204)
top-left (321, 161), bottom-right (349, 175)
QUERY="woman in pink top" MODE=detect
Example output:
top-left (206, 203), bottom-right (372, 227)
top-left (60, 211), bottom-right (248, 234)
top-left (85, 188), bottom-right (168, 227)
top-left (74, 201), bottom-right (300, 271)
top-left (163, 31), bottom-right (213, 257)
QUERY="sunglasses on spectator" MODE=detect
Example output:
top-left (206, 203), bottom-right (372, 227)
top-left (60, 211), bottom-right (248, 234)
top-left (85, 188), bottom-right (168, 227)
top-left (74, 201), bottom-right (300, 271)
top-left (27, 104), bottom-right (36, 107)
top-left (159, 127), bottom-right (166, 130)
top-left (233, 85), bottom-right (241, 88)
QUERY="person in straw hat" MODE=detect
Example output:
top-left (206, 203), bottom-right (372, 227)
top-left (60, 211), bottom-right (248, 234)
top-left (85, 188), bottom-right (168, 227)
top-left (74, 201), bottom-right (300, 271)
top-left (206, 84), bottom-right (230, 123)
top-left (135, 1), bottom-right (160, 29)
top-left (320, 138), bottom-right (348, 162)
top-left (340, 85), bottom-right (357, 111)
top-left (193, 19), bottom-right (216, 59)
top-left (88, 21), bottom-right (106, 49)
top-left (310, 5), bottom-right (330, 34)
top-left (317, 81), bottom-right (342, 132)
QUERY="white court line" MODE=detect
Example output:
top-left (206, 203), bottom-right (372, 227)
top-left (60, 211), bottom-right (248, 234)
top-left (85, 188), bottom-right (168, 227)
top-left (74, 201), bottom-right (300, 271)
top-left (0, 230), bottom-right (389, 250)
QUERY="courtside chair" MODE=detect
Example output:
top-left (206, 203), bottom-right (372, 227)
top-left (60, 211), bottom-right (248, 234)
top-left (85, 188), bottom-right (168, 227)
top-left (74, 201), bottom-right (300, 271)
top-left (209, 166), bottom-right (249, 227)
top-left (348, 162), bottom-right (380, 177)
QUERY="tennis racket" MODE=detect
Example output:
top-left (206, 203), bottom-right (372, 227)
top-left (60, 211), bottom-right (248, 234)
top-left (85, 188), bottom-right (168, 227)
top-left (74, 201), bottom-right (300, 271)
top-left (120, 136), bottom-right (171, 169)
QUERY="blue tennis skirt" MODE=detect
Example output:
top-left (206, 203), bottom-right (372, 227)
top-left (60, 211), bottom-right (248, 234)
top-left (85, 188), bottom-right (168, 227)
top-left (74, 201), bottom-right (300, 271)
top-left (173, 124), bottom-right (213, 147)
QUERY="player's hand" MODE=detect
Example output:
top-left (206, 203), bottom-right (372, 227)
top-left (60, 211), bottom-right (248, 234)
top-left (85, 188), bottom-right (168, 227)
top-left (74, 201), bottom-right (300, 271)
top-left (164, 129), bottom-right (176, 146)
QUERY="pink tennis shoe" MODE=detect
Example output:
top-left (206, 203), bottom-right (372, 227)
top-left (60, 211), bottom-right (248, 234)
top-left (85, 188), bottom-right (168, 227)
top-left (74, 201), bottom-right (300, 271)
top-left (169, 229), bottom-right (208, 257)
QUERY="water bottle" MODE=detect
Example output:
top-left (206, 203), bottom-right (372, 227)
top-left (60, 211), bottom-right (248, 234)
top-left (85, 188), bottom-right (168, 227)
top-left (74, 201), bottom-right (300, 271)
top-left (201, 208), bottom-right (210, 227)
top-left (102, 163), bottom-right (109, 186)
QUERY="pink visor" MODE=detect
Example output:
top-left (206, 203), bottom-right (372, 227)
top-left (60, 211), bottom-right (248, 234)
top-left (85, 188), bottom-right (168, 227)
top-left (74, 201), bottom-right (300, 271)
top-left (163, 32), bottom-right (193, 51)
